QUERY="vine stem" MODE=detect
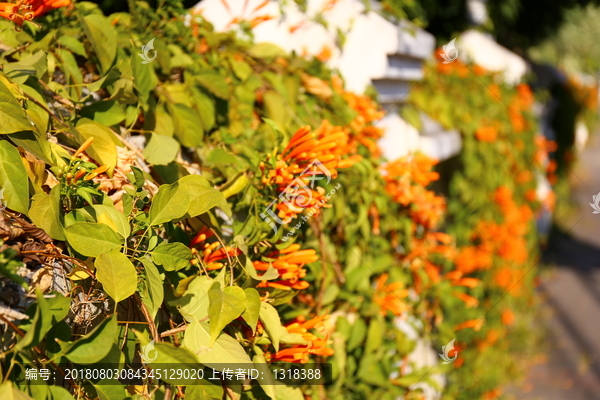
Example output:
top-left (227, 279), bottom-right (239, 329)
top-left (134, 294), bottom-right (160, 343)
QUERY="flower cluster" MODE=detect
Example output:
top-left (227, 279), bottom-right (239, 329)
top-left (190, 226), bottom-right (242, 271)
top-left (254, 244), bottom-right (318, 290)
top-left (332, 75), bottom-right (385, 156)
top-left (260, 123), bottom-right (357, 222)
top-left (267, 315), bottom-right (334, 363)
top-left (382, 154), bottom-right (445, 230)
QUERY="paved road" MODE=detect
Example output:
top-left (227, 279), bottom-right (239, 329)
top-left (514, 131), bottom-right (600, 399)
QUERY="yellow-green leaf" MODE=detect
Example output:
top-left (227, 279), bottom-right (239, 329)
top-left (151, 242), bottom-right (192, 271)
top-left (0, 141), bottom-right (29, 214)
top-left (95, 250), bottom-right (137, 303)
top-left (208, 282), bottom-right (246, 344)
top-left (64, 222), bottom-right (122, 257)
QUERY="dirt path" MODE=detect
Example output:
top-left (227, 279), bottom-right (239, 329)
top-left (513, 131), bottom-right (600, 399)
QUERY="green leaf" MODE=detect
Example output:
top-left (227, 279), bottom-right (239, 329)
top-left (241, 288), bottom-right (261, 334)
top-left (64, 222), bottom-right (122, 257)
top-left (148, 181), bottom-right (190, 225)
top-left (259, 303), bottom-right (282, 351)
top-left (48, 387), bottom-right (75, 400)
top-left (133, 330), bottom-right (200, 384)
top-left (80, 13), bottom-right (117, 74)
top-left (229, 57), bottom-right (252, 81)
top-left (57, 49), bottom-right (83, 99)
top-left (139, 258), bottom-right (164, 320)
top-left (196, 73), bottom-right (229, 99)
top-left (87, 65), bottom-right (122, 93)
top-left (0, 79), bottom-right (33, 134)
top-left (74, 119), bottom-right (119, 175)
top-left (364, 318), bottom-right (383, 355)
top-left (208, 282), bottom-right (246, 344)
top-left (59, 315), bottom-right (117, 364)
top-left (0, 382), bottom-right (34, 400)
top-left (28, 186), bottom-right (65, 240)
top-left (192, 89), bottom-right (215, 132)
top-left (81, 204), bottom-right (131, 239)
top-left (143, 133), bottom-right (179, 165)
top-left (178, 275), bottom-right (214, 322)
top-left (16, 291), bottom-right (70, 351)
top-left (92, 380), bottom-right (126, 400)
top-left (80, 100), bottom-right (126, 126)
top-left (275, 385), bottom-right (304, 400)
top-left (244, 258), bottom-right (279, 281)
top-left (95, 250), bottom-right (138, 303)
top-left (179, 175), bottom-right (225, 218)
top-left (248, 43), bottom-right (286, 59)
top-left (182, 320), bottom-right (252, 368)
top-left (57, 36), bottom-right (86, 57)
top-left (132, 54), bottom-right (158, 103)
top-left (4, 52), bottom-right (47, 84)
top-left (108, 78), bottom-right (138, 104)
top-left (168, 103), bottom-right (204, 147)
top-left (253, 347), bottom-right (277, 399)
top-left (154, 104), bottom-right (174, 136)
top-left (0, 141), bottom-right (29, 214)
top-left (184, 383), bottom-right (224, 400)
top-left (8, 130), bottom-right (54, 165)
top-left (22, 83), bottom-right (49, 136)
top-left (151, 242), bottom-right (192, 271)
top-left (263, 91), bottom-right (292, 130)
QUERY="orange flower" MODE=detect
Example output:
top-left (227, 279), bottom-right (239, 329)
top-left (482, 389), bottom-right (502, 400)
top-left (261, 123), bottom-right (356, 222)
top-left (488, 84), bottom-right (501, 101)
top-left (249, 15), bottom-right (274, 29)
top-left (452, 291), bottom-right (479, 308)
top-left (255, 244), bottom-right (318, 290)
top-left (316, 45), bottom-right (332, 62)
top-left (475, 125), bottom-right (497, 142)
top-left (454, 318), bottom-right (484, 331)
top-left (501, 309), bottom-right (515, 326)
top-left (0, 0), bottom-right (69, 28)
top-left (516, 83), bottom-right (534, 109)
top-left (27, 0), bottom-right (69, 16)
top-left (473, 65), bottom-right (486, 76)
top-left (267, 315), bottom-right (334, 363)
top-left (382, 154), bottom-right (445, 230)
top-left (373, 273), bottom-right (410, 316)
top-left (189, 227), bottom-right (241, 270)
top-left (452, 277), bottom-right (480, 289)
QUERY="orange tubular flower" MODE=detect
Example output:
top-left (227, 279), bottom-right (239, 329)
top-left (267, 315), bottom-right (334, 363)
top-left (189, 226), bottom-right (241, 270)
top-left (261, 123), bottom-right (355, 222)
top-left (454, 318), bottom-right (484, 332)
top-left (475, 125), bottom-right (498, 142)
top-left (452, 291), bottom-right (479, 308)
top-left (28, 0), bottom-right (69, 16)
top-left (0, 0), bottom-right (70, 29)
top-left (382, 154), bottom-right (445, 230)
top-left (373, 273), bottom-right (410, 316)
top-left (501, 309), bottom-right (515, 326)
top-left (255, 244), bottom-right (318, 290)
